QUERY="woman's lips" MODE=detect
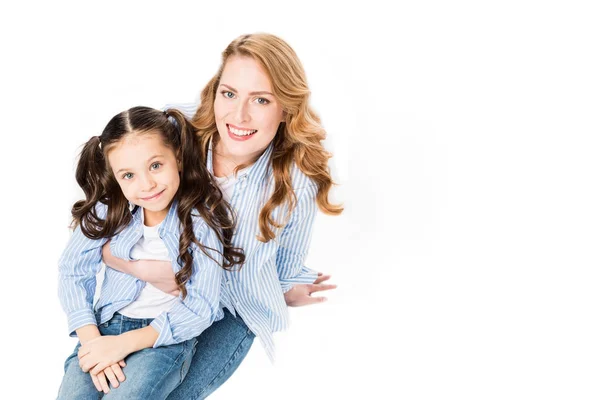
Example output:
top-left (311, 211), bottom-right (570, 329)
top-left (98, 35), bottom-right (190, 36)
top-left (227, 124), bottom-right (257, 141)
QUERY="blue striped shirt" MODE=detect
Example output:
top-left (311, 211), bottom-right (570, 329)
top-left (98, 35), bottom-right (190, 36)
top-left (220, 147), bottom-right (319, 361)
top-left (167, 102), bottom-right (320, 361)
top-left (58, 200), bottom-right (224, 348)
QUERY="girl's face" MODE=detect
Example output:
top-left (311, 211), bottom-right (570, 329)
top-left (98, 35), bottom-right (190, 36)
top-left (107, 132), bottom-right (180, 225)
top-left (213, 55), bottom-right (285, 165)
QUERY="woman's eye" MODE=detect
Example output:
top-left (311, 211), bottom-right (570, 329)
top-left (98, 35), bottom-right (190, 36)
top-left (151, 162), bottom-right (161, 170)
top-left (123, 172), bottom-right (133, 180)
top-left (222, 91), bottom-right (235, 99)
top-left (256, 97), bottom-right (270, 105)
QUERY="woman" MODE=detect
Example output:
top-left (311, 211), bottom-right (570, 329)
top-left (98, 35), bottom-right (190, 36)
top-left (102, 33), bottom-right (342, 399)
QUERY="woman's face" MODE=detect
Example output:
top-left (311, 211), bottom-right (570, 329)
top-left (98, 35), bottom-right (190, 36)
top-left (213, 55), bottom-right (285, 165)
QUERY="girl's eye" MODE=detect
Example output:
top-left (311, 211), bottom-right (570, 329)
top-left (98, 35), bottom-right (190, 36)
top-left (222, 91), bottom-right (235, 99)
top-left (256, 97), bottom-right (270, 105)
top-left (123, 172), bottom-right (133, 180)
top-left (150, 162), bottom-right (161, 170)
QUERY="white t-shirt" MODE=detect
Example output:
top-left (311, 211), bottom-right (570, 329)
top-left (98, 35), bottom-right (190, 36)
top-left (118, 217), bottom-right (178, 318)
top-left (214, 167), bottom-right (249, 202)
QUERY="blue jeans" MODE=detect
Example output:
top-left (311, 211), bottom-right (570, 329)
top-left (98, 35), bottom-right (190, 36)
top-left (166, 309), bottom-right (256, 399)
top-left (57, 313), bottom-right (197, 399)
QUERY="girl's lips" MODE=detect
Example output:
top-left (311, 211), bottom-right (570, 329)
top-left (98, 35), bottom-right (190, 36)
top-left (140, 189), bottom-right (165, 201)
top-left (227, 124), bottom-right (256, 142)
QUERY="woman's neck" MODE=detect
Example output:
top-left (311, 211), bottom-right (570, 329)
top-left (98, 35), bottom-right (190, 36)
top-left (212, 141), bottom-right (261, 177)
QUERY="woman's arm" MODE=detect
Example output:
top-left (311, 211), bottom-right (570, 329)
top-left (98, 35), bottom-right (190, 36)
top-left (276, 185), bottom-right (337, 305)
top-left (102, 241), bottom-right (179, 295)
top-left (148, 225), bottom-right (223, 347)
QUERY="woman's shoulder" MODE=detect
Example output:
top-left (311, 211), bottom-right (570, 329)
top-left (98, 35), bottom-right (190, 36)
top-left (289, 162), bottom-right (319, 192)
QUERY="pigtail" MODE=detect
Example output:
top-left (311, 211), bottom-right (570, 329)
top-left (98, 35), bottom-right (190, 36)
top-left (71, 136), bottom-right (109, 238)
top-left (71, 135), bottom-right (131, 239)
top-left (165, 109), bottom-right (245, 299)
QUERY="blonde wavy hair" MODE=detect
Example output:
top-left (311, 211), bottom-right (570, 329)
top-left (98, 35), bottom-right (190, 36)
top-left (192, 33), bottom-right (343, 242)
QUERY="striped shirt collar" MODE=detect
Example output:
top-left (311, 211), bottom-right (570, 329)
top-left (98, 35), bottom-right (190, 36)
top-left (207, 140), bottom-right (274, 186)
top-left (131, 199), bottom-right (180, 234)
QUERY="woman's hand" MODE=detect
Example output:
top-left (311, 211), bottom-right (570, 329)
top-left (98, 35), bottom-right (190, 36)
top-left (102, 241), bottom-right (179, 296)
top-left (284, 272), bottom-right (337, 307)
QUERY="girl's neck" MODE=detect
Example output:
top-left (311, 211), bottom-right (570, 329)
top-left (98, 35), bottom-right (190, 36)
top-left (143, 207), bottom-right (167, 227)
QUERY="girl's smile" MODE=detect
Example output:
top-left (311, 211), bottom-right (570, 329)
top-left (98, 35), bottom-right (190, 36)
top-left (139, 189), bottom-right (166, 202)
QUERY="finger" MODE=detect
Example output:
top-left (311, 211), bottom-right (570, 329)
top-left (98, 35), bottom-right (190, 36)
top-left (95, 371), bottom-right (110, 394)
top-left (111, 363), bottom-right (126, 382)
top-left (91, 372), bottom-right (103, 392)
top-left (309, 283), bottom-right (337, 293)
top-left (91, 361), bottom-right (110, 376)
top-left (119, 360), bottom-right (127, 368)
top-left (79, 356), bottom-right (96, 373)
top-left (307, 295), bottom-right (328, 304)
top-left (77, 346), bottom-right (90, 359)
top-left (103, 366), bottom-right (120, 389)
top-left (314, 274), bottom-right (331, 284)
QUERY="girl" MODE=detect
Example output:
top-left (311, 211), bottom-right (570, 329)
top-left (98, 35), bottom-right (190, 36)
top-left (103, 33), bottom-right (342, 399)
top-left (57, 107), bottom-right (244, 399)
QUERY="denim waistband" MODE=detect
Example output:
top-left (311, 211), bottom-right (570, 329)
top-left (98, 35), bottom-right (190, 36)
top-left (95, 311), bottom-right (154, 326)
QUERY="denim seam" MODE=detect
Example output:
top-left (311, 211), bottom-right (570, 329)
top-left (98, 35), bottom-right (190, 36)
top-left (195, 331), bottom-right (253, 398)
top-left (180, 339), bottom-right (197, 383)
top-left (146, 341), bottom-right (190, 397)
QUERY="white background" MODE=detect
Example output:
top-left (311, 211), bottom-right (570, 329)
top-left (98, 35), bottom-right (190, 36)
top-left (1, 1), bottom-right (599, 399)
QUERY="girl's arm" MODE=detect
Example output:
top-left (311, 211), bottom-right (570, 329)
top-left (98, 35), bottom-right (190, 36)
top-left (102, 242), bottom-right (179, 295)
top-left (78, 326), bottom-right (158, 375)
top-left (79, 223), bottom-right (223, 374)
top-left (58, 211), bottom-right (108, 336)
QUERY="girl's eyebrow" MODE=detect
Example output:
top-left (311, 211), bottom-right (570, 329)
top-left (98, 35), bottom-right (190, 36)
top-left (219, 83), bottom-right (274, 97)
top-left (115, 155), bottom-right (164, 174)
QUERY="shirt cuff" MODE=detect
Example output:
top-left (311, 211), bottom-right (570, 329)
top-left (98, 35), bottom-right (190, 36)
top-left (280, 266), bottom-right (319, 293)
top-left (110, 239), bottom-right (136, 261)
top-left (67, 308), bottom-right (97, 337)
top-left (149, 302), bottom-right (212, 348)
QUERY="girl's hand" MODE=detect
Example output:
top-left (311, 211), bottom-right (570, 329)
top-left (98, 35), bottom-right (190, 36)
top-left (284, 272), bottom-right (337, 307)
top-left (78, 336), bottom-right (131, 375)
top-left (90, 361), bottom-right (126, 393)
top-left (102, 241), bottom-right (179, 296)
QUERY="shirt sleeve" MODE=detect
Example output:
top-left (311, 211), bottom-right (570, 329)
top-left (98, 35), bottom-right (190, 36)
top-left (150, 223), bottom-right (223, 347)
top-left (276, 184), bottom-right (320, 293)
top-left (57, 205), bottom-right (108, 336)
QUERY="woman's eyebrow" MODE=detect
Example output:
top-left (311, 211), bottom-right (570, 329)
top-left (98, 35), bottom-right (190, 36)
top-left (220, 83), bottom-right (274, 97)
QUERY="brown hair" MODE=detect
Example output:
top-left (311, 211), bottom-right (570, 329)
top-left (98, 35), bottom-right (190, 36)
top-left (192, 33), bottom-right (343, 242)
top-left (73, 106), bottom-right (244, 298)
